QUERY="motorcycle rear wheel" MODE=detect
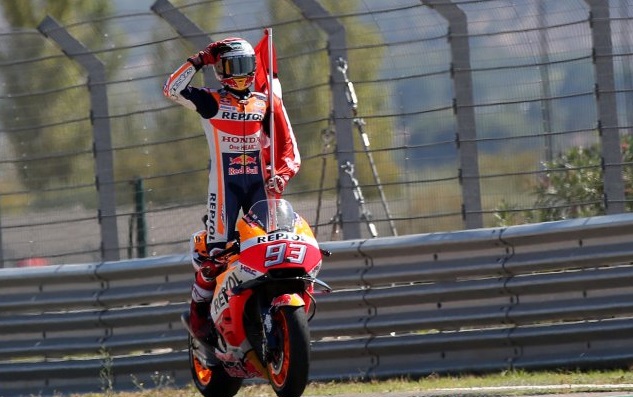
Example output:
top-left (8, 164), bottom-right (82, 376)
top-left (188, 334), bottom-right (243, 397)
top-left (268, 306), bottom-right (310, 397)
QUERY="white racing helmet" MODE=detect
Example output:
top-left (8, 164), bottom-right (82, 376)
top-left (213, 37), bottom-right (256, 91)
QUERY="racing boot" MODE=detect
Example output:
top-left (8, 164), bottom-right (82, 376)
top-left (189, 230), bottom-right (225, 345)
top-left (189, 272), bottom-right (221, 346)
top-left (189, 299), bottom-right (216, 342)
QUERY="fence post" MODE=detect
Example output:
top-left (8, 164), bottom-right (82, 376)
top-left (538, 0), bottom-right (555, 163)
top-left (134, 178), bottom-right (147, 258)
top-left (620, 0), bottom-right (633, 134)
top-left (151, 0), bottom-right (217, 88)
top-left (38, 16), bottom-right (120, 261)
top-left (585, 0), bottom-right (626, 214)
top-left (291, 0), bottom-right (362, 239)
top-left (421, 0), bottom-right (483, 229)
top-left (0, 202), bottom-right (3, 268)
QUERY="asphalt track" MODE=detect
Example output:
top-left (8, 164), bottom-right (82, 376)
top-left (313, 391), bottom-right (633, 397)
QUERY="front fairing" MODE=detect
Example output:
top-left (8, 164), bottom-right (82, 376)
top-left (238, 229), bottom-right (322, 274)
top-left (236, 199), bottom-right (323, 276)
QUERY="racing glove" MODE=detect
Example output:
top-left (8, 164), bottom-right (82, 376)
top-left (187, 41), bottom-right (231, 70)
top-left (267, 174), bottom-right (288, 195)
top-left (199, 248), bottom-right (227, 280)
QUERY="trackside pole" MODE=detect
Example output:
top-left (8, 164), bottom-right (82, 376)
top-left (267, 28), bottom-right (275, 180)
top-left (336, 57), bottom-right (398, 236)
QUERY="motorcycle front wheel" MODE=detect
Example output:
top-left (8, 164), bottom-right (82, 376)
top-left (188, 334), bottom-right (243, 397)
top-left (267, 305), bottom-right (310, 397)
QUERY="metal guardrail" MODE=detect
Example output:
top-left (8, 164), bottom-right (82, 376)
top-left (2, 214), bottom-right (633, 396)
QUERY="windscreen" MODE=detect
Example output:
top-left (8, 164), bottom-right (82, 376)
top-left (246, 199), bottom-right (296, 233)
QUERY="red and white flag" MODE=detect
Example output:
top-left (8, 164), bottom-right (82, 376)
top-left (254, 29), bottom-right (282, 98)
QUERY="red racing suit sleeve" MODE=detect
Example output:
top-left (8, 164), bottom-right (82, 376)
top-left (262, 93), bottom-right (301, 182)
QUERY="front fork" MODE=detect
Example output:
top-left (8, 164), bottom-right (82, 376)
top-left (261, 293), bottom-right (305, 361)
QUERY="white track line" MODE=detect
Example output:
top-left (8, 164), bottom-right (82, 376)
top-left (435, 383), bottom-right (633, 392)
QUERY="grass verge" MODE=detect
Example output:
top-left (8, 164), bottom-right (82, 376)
top-left (71, 369), bottom-right (633, 397)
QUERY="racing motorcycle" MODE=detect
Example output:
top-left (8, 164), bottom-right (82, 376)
top-left (182, 198), bottom-right (331, 397)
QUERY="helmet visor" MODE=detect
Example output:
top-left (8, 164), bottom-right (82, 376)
top-left (216, 55), bottom-right (255, 78)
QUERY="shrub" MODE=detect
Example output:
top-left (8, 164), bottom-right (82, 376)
top-left (495, 134), bottom-right (633, 225)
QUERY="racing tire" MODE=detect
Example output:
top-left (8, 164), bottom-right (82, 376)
top-left (268, 306), bottom-right (310, 397)
top-left (188, 334), bottom-right (243, 397)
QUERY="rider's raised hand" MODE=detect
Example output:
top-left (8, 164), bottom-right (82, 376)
top-left (202, 41), bottom-right (231, 65)
top-left (187, 41), bottom-right (231, 69)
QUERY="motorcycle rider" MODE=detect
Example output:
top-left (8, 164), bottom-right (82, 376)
top-left (163, 37), bottom-right (301, 341)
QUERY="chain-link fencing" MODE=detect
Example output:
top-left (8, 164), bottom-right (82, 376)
top-left (1, 0), bottom-right (632, 266)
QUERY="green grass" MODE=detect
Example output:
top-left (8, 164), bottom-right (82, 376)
top-left (72, 369), bottom-right (633, 397)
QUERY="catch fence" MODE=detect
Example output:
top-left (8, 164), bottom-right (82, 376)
top-left (0, 0), bottom-right (633, 266)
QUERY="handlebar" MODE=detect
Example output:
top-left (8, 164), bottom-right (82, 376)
top-left (209, 241), bottom-right (241, 262)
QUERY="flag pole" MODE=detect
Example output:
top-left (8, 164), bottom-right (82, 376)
top-left (267, 28), bottom-right (275, 180)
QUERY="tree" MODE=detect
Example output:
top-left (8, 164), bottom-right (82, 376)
top-left (495, 134), bottom-right (633, 225)
top-left (0, 1), bottom-right (114, 197)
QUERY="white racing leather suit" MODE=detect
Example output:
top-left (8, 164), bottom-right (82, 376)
top-left (163, 61), bottom-right (301, 325)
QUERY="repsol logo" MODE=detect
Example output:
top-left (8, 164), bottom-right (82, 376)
top-left (207, 193), bottom-right (217, 240)
top-left (220, 111), bottom-right (263, 121)
top-left (213, 272), bottom-right (242, 315)
top-left (256, 232), bottom-right (305, 243)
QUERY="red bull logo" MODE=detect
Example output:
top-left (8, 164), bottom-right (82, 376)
top-left (229, 154), bottom-right (258, 166)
